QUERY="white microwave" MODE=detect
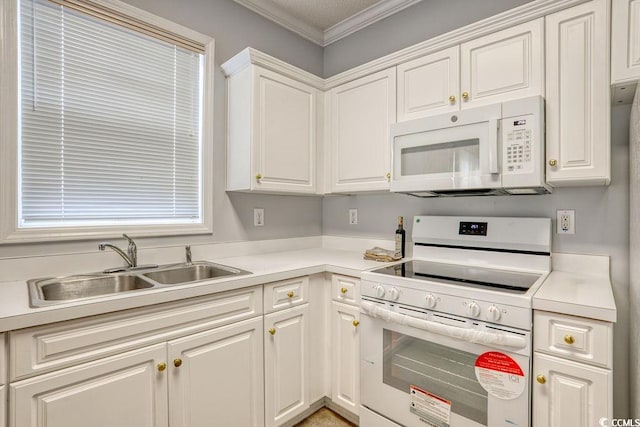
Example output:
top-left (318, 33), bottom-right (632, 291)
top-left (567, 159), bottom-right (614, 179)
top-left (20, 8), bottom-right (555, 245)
top-left (390, 96), bottom-right (550, 197)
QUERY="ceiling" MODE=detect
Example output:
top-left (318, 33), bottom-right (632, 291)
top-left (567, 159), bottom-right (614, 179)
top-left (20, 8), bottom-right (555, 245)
top-left (233, 0), bottom-right (424, 46)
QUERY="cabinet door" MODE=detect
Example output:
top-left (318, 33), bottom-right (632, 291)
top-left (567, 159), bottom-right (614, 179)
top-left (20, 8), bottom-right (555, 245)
top-left (612, 0), bottom-right (640, 84)
top-left (533, 353), bottom-right (611, 427)
top-left (397, 46), bottom-right (459, 121)
top-left (331, 301), bottom-right (360, 415)
top-left (545, 0), bottom-right (610, 186)
top-left (329, 68), bottom-right (396, 193)
top-left (10, 344), bottom-right (168, 427)
top-left (264, 304), bottom-right (309, 427)
top-left (252, 67), bottom-right (318, 194)
top-left (168, 317), bottom-right (264, 427)
top-left (460, 19), bottom-right (544, 108)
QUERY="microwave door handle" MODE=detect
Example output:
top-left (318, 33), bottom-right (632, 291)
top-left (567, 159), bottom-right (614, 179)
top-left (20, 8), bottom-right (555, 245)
top-left (488, 118), bottom-right (499, 174)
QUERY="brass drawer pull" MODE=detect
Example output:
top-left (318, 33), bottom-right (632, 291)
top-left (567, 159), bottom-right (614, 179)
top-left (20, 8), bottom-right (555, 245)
top-left (287, 291), bottom-right (294, 298)
top-left (157, 362), bottom-right (167, 372)
top-left (352, 320), bottom-right (360, 327)
top-left (268, 328), bottom-right (276, 336)
top-left (173, 358), bottom-right (183, 368)
top-left (536, 374), bottom-right (546, 384)
top-left (564, 335), bottom-right (575, 345)
top-left (340, 287), bottom-right (348, 294)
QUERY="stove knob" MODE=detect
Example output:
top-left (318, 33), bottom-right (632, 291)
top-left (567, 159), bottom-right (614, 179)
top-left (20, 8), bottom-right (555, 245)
top-left (388, 287), bottom-right (400, 301)
top-left (374, 285), bottom-right (386, 298)
top-left (467, 301), bottom-right (481, 317)
top-left (425, 294), bottom-right (437, 309)
top-left (487, 305), bottom-right (501, 322)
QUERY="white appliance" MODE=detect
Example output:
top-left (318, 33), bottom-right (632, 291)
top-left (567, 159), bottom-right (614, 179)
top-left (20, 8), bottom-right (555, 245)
top-left (359, 216), bottom-right (551, 427)
top-left (390, 96), bottom-right (550, 197)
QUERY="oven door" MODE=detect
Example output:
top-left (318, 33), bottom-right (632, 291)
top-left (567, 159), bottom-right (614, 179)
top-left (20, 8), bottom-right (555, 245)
top-left (360, 305), bottom-right (530, 427)
top-left (390, 105), bottom-right (502, 194)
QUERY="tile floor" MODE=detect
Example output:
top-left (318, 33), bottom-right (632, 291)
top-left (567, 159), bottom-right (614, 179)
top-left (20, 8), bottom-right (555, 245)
top-left (294, 408), bottom-right (356, 427)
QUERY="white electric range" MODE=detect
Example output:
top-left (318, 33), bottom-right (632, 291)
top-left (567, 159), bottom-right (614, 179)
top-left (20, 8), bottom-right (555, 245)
top-left (359, 215), bottom-right (551, 427)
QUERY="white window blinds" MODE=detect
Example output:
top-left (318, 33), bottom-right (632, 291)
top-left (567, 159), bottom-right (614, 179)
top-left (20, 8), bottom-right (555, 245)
top-left (19, 0), bottom-right (204, 228)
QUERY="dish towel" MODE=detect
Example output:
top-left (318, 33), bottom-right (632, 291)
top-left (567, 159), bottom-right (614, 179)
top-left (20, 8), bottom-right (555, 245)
top-left (630, 82), bottom-right (640, 418)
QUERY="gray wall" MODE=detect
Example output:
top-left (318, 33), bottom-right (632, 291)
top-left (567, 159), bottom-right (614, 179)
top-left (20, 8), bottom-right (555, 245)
top-left (0, 0), bottom-right (325, 259)
top-left (323, 0), bottom-right (533, 77)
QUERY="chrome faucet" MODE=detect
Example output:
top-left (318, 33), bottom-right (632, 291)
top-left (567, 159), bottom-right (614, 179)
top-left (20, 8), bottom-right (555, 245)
top-left (185, 245), bottom-right (192, 265)
top-left (98, 234), bottom-right (137, 270)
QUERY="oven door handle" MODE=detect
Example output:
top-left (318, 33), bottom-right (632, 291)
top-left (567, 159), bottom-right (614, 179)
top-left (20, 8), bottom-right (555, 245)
top-left (361, 301), bottom-right (527, 349)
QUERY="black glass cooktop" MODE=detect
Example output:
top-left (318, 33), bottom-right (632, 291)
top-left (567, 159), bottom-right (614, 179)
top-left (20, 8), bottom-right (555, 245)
top-left (371, 260), bottom-right (541, 294)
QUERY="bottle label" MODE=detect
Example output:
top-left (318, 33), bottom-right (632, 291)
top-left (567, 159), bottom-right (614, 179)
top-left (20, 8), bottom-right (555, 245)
top-left (395, 234), bottom-right (402, 255)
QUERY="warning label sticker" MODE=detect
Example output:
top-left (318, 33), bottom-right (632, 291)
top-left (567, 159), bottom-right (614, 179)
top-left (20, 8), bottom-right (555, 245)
top-left (410, 385), bottom-right (451, 427)
top-left (474, 351), bottom-right (526, 400)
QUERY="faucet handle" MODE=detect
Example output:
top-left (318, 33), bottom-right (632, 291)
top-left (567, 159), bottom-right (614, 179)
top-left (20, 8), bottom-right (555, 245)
top-left (122, 234), bottom-right (137, 267)
top-left (122, 234), bottom-right (134, 244)
top-left (185, 245), bottom-right (192, 265)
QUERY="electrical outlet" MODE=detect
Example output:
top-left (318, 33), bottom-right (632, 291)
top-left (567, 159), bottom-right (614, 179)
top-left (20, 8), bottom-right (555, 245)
top-left (349, 209), bottom-right (358, 225)
top-left (254, 208), bottom-right (264, 227)
top-left (556, 209), bottom-right (575, 234)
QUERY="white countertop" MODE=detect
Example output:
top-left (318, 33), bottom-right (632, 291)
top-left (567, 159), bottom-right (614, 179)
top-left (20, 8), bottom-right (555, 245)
top-left (0, 247), bottom-right (392, 332)
top-left (0, 244), bottom-right (618, 332)
top-left (532, 253), bottom-right (617, 323)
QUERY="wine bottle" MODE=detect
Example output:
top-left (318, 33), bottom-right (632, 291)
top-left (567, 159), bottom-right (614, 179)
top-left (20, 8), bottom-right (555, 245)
top-left (395, 216), bottom-right (405, 258)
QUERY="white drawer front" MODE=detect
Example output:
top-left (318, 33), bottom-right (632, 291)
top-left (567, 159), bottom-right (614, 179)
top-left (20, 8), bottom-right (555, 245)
top-left (534, 311), bottom-right (612, 368)
top-left (263, 277), bottom-right (308, 314)
top-left (331, 275), bottom-right (360, 305)
top-left (10, 286), bottom-right (262, 381)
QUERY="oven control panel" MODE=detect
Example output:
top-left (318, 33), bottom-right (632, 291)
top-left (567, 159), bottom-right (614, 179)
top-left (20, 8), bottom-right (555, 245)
top-left (360, 280), bottom-right (532, 331)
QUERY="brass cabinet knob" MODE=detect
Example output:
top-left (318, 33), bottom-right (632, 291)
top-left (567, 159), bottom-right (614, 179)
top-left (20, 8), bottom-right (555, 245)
top-left (256, 173), bottom-right (262, 182)
top-left (157, 362), bottom-right (167, 372)
top-left (352, 320), bottom-right (360, 327)
top-left (564, 335), bottom-right (575, 345)
top-left (340, 287), bottom-right (348, 294)
top-left (536, 374), bottom-right (546, 384)
top-left (386, 172), bottom-right (391, 180)
top-left (549, 159), bottom-right (558, 167)
top-left (173, 358), bottom-right (183, 368)
top-left (287, 291), bottom-right (294, 298)
top-left (448, 95), bottom-right (456, 103)
top-left (268, 328), bottom-right (276, 335)
top-left (462, 91), bottom-right (469, 100)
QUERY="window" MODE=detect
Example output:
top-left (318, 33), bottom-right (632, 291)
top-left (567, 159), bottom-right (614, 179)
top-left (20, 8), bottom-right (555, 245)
top-left (0, 0), bottom-right (214, 242)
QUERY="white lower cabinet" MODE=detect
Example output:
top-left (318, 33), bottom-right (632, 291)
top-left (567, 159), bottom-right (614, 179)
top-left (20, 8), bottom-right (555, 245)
top-left (168, 317), bottom-right (264, 427)
top-left (532, 310), bottom-right (614, 427)
top-left (264, 303), bottom-right (310, 427)
top-left (10, 343), bottom-right (168, 427)
top-left (330, 301), bottom-right (360, 414)
top-left (533, 353), bottom-right (611, 427)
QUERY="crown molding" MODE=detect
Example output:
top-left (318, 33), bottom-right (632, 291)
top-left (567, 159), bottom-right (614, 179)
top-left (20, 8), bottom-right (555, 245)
top-left (233, 0), bottom-right (425, 47)
top-left (324, 0), bottom-right (592, 88)
top-left (221, 47), bottom-right (325, 89)
top-left (324, 0), bottom-right (423, 46)
top-left (233, 0), bottom-right (325, 45)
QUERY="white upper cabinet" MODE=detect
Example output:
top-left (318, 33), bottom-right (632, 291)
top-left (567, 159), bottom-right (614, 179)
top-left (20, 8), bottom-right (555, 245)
top-left (545, 0), bottom-right (610, 186)
top-left (328, 68), bottom-right (396, 193)
top-left (612, 0), bottom-right (640, 84)
top-left (223, 50), bottom-right (321, 195)
top-left (397, 46), bottom-right (460, 121)
top-left (460, 19), bottom-right (544, 109)
top-left (397, 20), bottom-right (543, 121)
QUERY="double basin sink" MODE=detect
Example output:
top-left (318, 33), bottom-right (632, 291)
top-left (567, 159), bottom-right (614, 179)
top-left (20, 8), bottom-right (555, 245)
top-left (28, 261), bottom-right (251, 307)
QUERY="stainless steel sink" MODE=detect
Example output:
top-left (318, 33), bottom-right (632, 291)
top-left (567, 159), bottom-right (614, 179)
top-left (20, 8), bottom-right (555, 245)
top-left (142, 261), bottom-right (250, 285)
top-left (29, 274), bottom-right (155, 307)
top-left (27, 261), bottom-right (251, 307)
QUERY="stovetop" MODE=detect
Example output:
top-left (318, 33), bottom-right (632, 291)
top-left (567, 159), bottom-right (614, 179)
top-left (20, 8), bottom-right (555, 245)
top-left (371, 260), bottom-right (541, 294)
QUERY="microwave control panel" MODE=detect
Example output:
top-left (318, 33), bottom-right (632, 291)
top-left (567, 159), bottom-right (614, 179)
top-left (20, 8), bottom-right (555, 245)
top-left (502, 114), bottom-right (535, 174)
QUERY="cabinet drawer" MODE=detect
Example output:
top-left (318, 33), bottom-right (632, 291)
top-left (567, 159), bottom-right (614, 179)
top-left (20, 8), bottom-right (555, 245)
top-left (263, 277), bottom-right (308, 314)
top-left (10, 286), bottom-right (262, 381)
top-left (331, 275), bottom-right (360, 305)
top-left (534, 311), bottom-right (612, 368)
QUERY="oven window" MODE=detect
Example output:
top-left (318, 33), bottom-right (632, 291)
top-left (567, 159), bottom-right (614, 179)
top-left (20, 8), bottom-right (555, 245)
top-left (400, 139), bottom-right (480, 176)
top-left (383, 329), bottom-right (488, 425)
